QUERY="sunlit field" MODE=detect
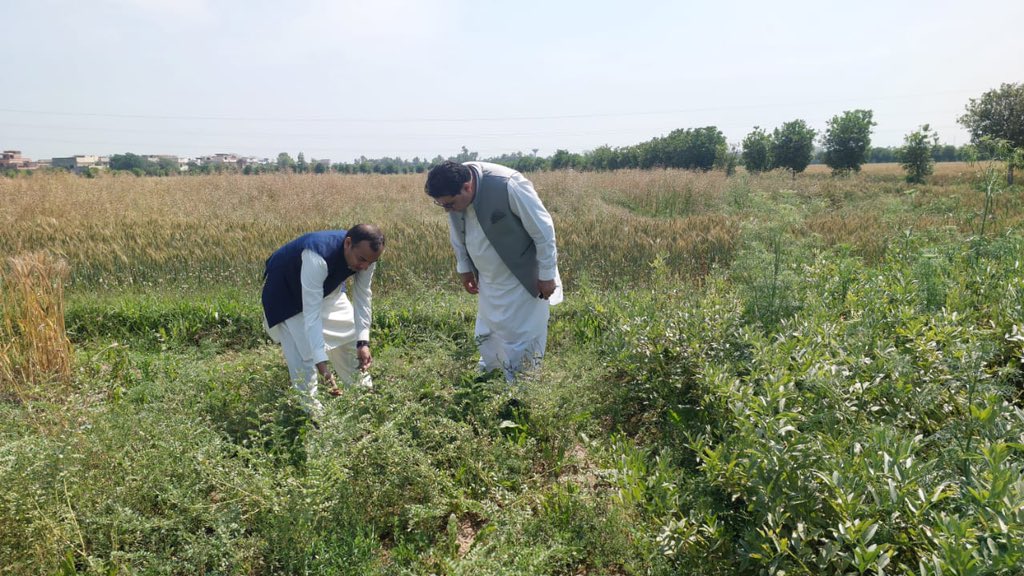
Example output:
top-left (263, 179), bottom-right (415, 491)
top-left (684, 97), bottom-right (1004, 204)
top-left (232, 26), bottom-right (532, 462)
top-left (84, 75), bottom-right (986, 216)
top-left (802, 161), bottom-right (978, 178)
top-left (2, 164), bottom-right (1023, 575)
top-left (1, 164), bottom-right (1015, 293)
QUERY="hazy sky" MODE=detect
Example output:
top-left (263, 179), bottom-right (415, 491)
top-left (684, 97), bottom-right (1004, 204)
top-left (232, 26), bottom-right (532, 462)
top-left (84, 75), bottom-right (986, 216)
top-left (2, 0), bottom-right (1021, 162)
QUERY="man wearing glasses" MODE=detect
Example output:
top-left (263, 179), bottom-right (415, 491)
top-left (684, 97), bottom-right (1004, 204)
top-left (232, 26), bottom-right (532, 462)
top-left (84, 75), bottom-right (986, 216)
top-left (261, 224), bottom-right (385, 414)
top-left (425, 161), bottom-right (562, 381)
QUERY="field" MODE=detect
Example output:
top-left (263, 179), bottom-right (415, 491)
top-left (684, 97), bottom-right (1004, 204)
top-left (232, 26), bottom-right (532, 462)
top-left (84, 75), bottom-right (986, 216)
top-left (1, 163), bottom-right (1023, 575)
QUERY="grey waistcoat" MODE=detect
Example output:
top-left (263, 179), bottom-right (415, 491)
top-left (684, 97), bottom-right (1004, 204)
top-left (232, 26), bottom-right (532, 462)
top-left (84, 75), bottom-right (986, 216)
top-left (448, 163), bottom-right (539, 297)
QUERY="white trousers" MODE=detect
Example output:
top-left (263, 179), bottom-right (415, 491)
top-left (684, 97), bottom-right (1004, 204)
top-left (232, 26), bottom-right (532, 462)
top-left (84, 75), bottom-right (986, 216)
top-left (264, 293), bottom-right (371, 413)
top-left (475, 296), bottom-right (549, 382)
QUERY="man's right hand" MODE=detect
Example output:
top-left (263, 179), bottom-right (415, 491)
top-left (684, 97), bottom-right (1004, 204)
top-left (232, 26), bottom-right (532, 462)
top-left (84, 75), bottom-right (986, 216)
top-left (460, 272), bottom-right (479, 294)
top-left (317, 361), bottom-right (340, 395)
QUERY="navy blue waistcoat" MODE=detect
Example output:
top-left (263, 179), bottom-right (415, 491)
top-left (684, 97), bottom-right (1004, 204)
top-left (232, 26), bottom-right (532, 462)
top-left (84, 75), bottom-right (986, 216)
top-left (262, 230), bottom-right (355, 327)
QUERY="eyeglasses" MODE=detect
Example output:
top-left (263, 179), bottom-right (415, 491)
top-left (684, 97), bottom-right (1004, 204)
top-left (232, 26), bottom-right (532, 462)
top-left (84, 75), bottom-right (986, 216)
top-left (432, 196), bottom-right (459, 210)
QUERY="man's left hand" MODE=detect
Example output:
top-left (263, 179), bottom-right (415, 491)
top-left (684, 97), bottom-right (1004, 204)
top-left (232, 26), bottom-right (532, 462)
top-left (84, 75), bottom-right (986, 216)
top-left (537, 279), bottom-right (557, 300)
top-left (357, 346), bottom-right (373, 371)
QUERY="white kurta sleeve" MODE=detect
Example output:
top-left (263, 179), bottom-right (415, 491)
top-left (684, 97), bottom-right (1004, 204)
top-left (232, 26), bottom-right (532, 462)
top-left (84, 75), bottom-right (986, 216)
top-left (300, 249), bottom-right (330, 365)
top-left (507, 173), bottom-right (558, 281)
top-left (448, 215), bottom-right (475, 274)
top-left (351, 262), bottom-right (375, 342)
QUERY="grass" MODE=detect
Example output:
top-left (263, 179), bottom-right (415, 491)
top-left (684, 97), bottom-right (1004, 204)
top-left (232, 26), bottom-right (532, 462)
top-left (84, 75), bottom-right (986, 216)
top-left (1, 164), bottom-right (1023, 575)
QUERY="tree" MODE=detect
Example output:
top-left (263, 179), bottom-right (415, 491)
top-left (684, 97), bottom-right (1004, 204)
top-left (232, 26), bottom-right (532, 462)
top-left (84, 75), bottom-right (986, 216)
top-left (684, 127), bottom-right (725, 171)
top-left (822, 109), bottom-right (875, 175)
top-left (772, 120), bottom-right (816, 179)
top-left (295, 152), bottom-right (309, 174)
top-left (589, 145), bottom-right (617, 171)
top-left (109, 153), bottom-right (168, 176)
top-left (958, 83), bottom-right (1024, 185)
top-left (741, 127), bottom-right (773, 173)
top-left (276, 152), bottom-right (295, 172)
top-left (109, 153), bottom-right (149, 173)
top-left (715, 142), bottom-right (739, 176)
top-left (156, 157), bottom-right (180, 175)
top-left (933, 144), bottom-right (958, 163)
top-left (634, 127), bottom-right (725, 171)
top-left (868, 147), bottom-right (897, 163)
top-left (549, 149), bottom-right (581, 170)
top-left (451, 146), bottom-right (478, 163)
top-left (899, 124), bottom-right (938, 184)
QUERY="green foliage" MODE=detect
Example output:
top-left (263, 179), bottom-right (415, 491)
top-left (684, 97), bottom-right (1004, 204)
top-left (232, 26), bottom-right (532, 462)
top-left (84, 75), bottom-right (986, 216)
top-left (959, 83), bottom-right (1024, 152)
top-left (549, 148), bottom-right (583, 170)
top-left (0, 376), bottom-right (277, 573)
top-left (900, 124), bottom-right (939, 184)
top-left (870, 146), bottom-right (898, 163)
top-left (958, 81), bottom-right (1024, 182)
top-left (483, 150), bottom-right (548, 173)
top-left (772, 119), bottom-right (817, 177)
top-left (65, 292), bottom-right (264, 352)
top-left (108, 153), bottom-right (179, 177)
top-left (638, 126), bottom-right (727, 171)
top-left (715, 142), bottom-right (739, 176)
top-left (577, 230), bottom-right (1024, 574)
top-left (276, 152), bottom-right (295, 172)
top-left (823, 109), bottom-right (877, 175)
top-left (731, 228), bottom-right (807, 330)
top-left (6, 170), bottom-right (1024, 573)
top-left (742, 127), bottom-right (773, 173)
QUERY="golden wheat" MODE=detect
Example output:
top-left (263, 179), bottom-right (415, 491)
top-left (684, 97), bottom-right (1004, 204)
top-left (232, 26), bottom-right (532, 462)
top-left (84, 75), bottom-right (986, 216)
top-left (0, 164), bottom-right (1006, 295)
top-left (0, 251), bottom-right (73, 402)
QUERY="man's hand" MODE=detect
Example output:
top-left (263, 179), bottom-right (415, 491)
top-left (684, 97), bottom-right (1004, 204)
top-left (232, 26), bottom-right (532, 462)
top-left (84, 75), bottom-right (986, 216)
top-left (317, 361), bottom-right (341, 396)
top-left (357, 345), bottom-right (373, 371)
top-left (460, 271), bottom-right (479, 294)
top-left (537, 279), bottom-right (557, 299)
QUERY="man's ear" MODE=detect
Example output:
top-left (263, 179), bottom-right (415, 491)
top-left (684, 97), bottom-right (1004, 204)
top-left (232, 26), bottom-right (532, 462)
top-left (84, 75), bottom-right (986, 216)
top-left (343, 236), bottom-right (352, 250)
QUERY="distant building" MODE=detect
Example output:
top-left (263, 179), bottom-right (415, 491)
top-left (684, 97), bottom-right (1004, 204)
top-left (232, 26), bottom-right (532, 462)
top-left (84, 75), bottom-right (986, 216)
top-left (1, 150), bottom-right (33, 169)
top-left (52, 155), bottom-right (101, 173)
top-left (201, 153), bottom-right (240, 165)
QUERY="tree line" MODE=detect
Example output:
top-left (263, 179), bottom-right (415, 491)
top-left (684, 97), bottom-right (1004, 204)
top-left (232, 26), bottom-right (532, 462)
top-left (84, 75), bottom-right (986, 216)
top-left (741, 83), bottom-right (1022, 184)
top-left (7, 83), bottom-right (1021, 184)
top-left (260, 83), bottom-right (1024, 185)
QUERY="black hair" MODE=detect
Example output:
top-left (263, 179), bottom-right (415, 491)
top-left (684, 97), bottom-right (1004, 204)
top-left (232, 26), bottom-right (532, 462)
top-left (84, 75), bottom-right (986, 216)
top-left (424, 161), bottom-right (471, 198)
top-left (347, 223), bottom-right (385, 252)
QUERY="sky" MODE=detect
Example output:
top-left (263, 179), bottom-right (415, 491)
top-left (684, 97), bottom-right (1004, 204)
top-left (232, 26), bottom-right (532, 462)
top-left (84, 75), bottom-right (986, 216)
top-left (2, 0), bottom-right (1022, 162)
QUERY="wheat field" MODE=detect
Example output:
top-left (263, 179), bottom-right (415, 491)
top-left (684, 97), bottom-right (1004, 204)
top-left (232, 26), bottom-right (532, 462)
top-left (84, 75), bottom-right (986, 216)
top-left (0, 164), bottom-right (1010, 295)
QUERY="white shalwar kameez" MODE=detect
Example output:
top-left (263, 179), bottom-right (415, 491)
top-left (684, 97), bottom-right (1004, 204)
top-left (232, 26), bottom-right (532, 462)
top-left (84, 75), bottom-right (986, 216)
top-left (451, 170), bottom-right (562, 381)
top-left (263, 250), bottom-right (373, 413)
